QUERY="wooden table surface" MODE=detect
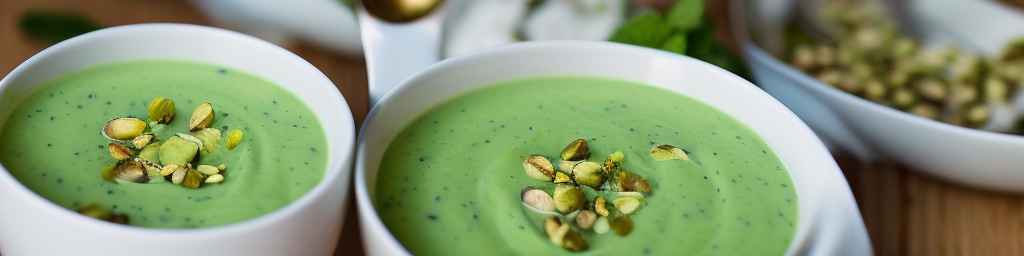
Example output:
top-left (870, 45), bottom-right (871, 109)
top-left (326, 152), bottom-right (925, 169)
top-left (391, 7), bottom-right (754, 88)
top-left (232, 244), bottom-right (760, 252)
top-left (2, 1), bottom-right (1022, 255)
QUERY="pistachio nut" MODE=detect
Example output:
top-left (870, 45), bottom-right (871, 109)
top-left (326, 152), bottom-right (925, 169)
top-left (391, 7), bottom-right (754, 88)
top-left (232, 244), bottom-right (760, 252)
top-left (191, 128), bottom-right (222, 154)
top-left (160, 164), bottom-right (179, 177)
top-left (171, 166), bottom-right (186, 184)
top-left (613, 196), bottom-right (643, 215)
top-left (575, 210), bottom-right (597, 230)
top-left (188, 102), bottom-right (214, 131)
top-left (521, 187), bottom-right (556, 214)
top-left (108, 143), bottom-right (133, 161)
top-left (523, 155), bottom-right (555, 181)
top-left (964, 103), bottom-right (992, 128)
top-left (791, 45), bottom-right (816, 70)
top-left (113, 160), bottom-right (149, 183)
top-left (593, 216), bottom-right (610, 234)
top-left (217, 164), bottom-right (226, 171)
top-left (983, 78), bottom-right (1009, 103)
top-left (552, 184), bottom-right (584, 213)
top-left (890, 88), bottom-right (917, 110)
top-left (78, 204), bottom-right (129, 224)
top-left (182, 169), bottom-right (205, 189)
top-left (158, 136), bottom-right (199, 166)
top-left (863, 80), bottom-right (888, 102)
top-left (553, 171), bottom-right (572, 184)
top-left (205, 174), bottom-right (224, 184)
top-left (560, 139), bottom-right (590, 161)
top-left (649, 144), bottom-right (689, 161)
top-left (594, 196), bottom-right (610, 216)
top-left (909, 103), bottom-right (940, 120)
top-left (609, 215), bottom-right (634, 236)
top-left (100, 163), bottom-right (117, 182)
top-left (138, 142), bottom-right (161, 163)
top-left (226, 128), bottom-right (244, 150)
top-left (816, 69), bottom-right (842, 86)
top-left (131, 134), bottom-right (154, 149)
top-left (571, 161), bottom-right (604, 188)
top-left (196, 164), bottom-right (220, 175)
top-left (558, 160), bottom-right (579, 172)
top-left (915, 78), bottom-right (947, 102)
top-left (544, 217), bottom-right (587, 252)
top-left (147, 97), bottom-right (176, 123)
top-left (102, 117), bottom-right (147, 141)
top-left (615, 170), bottom-right (651, 193)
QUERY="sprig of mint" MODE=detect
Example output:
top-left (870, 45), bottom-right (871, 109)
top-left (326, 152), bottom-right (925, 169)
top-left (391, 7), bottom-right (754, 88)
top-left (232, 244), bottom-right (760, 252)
top-left (18, 9), bottom-right (101, 44)
top-left (609, 0), bottom-right (748, 77)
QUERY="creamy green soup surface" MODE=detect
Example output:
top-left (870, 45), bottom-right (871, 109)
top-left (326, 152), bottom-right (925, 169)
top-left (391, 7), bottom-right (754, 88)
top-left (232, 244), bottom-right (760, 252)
top-left (0, 60), bottom-right (327, 228)
top-left (375, 77), bottom-right (798, 255)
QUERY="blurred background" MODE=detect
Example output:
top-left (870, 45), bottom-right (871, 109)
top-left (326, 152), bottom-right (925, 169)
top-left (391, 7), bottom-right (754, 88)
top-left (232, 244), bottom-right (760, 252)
top-left (2, 0), bottom-right (1024, 255)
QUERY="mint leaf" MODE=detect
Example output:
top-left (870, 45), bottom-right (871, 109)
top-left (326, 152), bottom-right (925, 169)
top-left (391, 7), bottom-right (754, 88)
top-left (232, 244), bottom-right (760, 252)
top-left (609, 13), bottom-right (674, 48)
top-left (666, 0), bottom-right (704, 31)
top-left (19, 10), bottom-right (100, 44)
top-left (661, 34), bottom-right (688, 54)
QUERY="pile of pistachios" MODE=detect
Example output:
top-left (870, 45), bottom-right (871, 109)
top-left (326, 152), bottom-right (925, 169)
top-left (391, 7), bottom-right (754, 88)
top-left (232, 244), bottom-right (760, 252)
top-left (786, 0), bottom-right (1024, 133)
top-left (99, 97), bottom-right (244, 189)
top-left (520, 139), bottom-right (689, 252)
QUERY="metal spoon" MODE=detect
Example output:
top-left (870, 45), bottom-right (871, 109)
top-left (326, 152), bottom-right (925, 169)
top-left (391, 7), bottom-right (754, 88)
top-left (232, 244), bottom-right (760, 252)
top-left (358, 0), bottom-right (446, 105)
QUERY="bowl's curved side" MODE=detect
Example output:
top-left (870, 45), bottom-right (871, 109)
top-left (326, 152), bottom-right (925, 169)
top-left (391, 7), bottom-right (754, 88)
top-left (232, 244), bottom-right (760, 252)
top-left (355, 40), bottom-right (869, 255)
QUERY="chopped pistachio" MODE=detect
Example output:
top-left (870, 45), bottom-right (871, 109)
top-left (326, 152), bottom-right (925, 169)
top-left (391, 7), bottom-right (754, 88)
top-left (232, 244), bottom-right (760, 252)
top-left (107, 143), bottom-right (132, 161)
top-left (100, 163), bottom-right (117, 182)
top-left (560, 139), bottom-right (590, 161)
top-left (78, 204), bottom-right (129, 224)
top-left (613, 196), bottom-right (643, 215)
top-left (889, 88), bottom-right (917, 110)
top-left (182, 169), bottom-right (205, 189)
top-left (205, 174), bottom-right (224, 184)
top-left (521, 187), bottom-right (556, 214)
top-left (131, 134), bottom-right (154, 149)
top-left (226, 128), bottom-right (244, 150)
top-left (909, 103), bottom-right (940, 120)
top-left (138, 142), bottom-right (160, 163)
top-left (188, 102), bottom-right (215, 131)
top-left (196, 164), bottom-right (220, 175)
top-left (176, 133), bottom-right (205, 149)
top-left (575, 210), bottom-right (597, 230)
top-left (610, 215), bottom-right (634, 236)
top-left (102, 117), bottom-right (147, 141)
top-left (649, 144), bottom-right (689, 161)
top-left (915, 78), bottom-right (947, 102)
top-left (171, 167), bottom-right (186, 184)
top-left (791, 44), bottom-right (816, 70)
top-left (602, 151), bottom-right (625, 174)
top-left (544, 217), bottom-right (587, 252)
top-left (964, 104), bottom-right (991, 128)
top-left (614, 170), bottom-right (652, 193)
top-left (160, 164), bottom-right (179, 177)
top-left (863, 80), bottom-right (887, 102)
top-left (594, 196), bottom-right (610, 216)
top-left (553, 171), bottom-right (572, 184)
top-left (561, 229), bottom-right (588, 252)
top-left (571, 161), bottom-right (604, 188)
top-left (147, 97), bottom-right (176, 123)
top-left (983, 78), bottom-right (1009, 103)
top-left (553, 184), bottom-right (584, 213)
top-left (523, 155), bottom-right (555, 181)
top-left (816, 69), bottom-right (842, 86)
top-left (558, 160), bottom-right (579, 172)
top-left (191, 128), bottom-right (222, 154)
top-left (113, 160), bottom-right (148, 183)
top-left (217, 164), bottom-right (226, 171)
top-left (158, 136), bottom-right (199, 166)
top-left (593, 216), bottom-right (610, 234)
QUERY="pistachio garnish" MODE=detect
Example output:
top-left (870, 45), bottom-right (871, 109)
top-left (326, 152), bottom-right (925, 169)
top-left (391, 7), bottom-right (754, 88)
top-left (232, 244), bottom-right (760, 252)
top-left (170, 166), bottom-right (186, 184)
top-left (191, 128), bottom-right (222, 154)
top-left (613, 196), bottom-right (642, 215)
top-left (575, 210), bottom-right (597, 230)
top-left (158, 136), bottom-right (199, 166)
top-left (182, 169), bottom-right (205, 189)
top-left (113, 160), bottom-right (149, 183)
top-left (78, 204), bottom-right (129, 224)
top-left (558, 160), bottom-right (579, 172)
top-left (217, 164), bottom-right (226, 171)
top-left (649, 144), bottom-right (689, 161)
top-left (553, 171), bottom-right (572, 184)
top-left (147, 97), bottom-right (176, 123)
top-left (196, 165), bottom-right (220, 175)
top-left (553, 184), bottom-right (584, 213)
top-left (176, 133), bottom-right (205, 150)
top-left (188, 102), bottom-right (214, 131)
top-left (594, 196), bottom-right (610, 217)
top-left (205, 174), bottom-right (224, 184)
top-left (571, 161), bottom-right (604, 188)
top-left (560, 139), bottom-right (590, 161)
top-left (102, 117), bottom-right (147, 141)
top-left (609, 215), bottom-right (634, 236)
top-left (614, 170), bottom-right (652, 193)
top-left (131, 134), bottom-right (154, 149)
top-left (544, 217), bottom-right (588, 252)
top-left (226, 128), bottom-right (244, 150)
top-left (100, 164), bottom-right (117, 182)
top-left (521, 187), bottom-right (557, 214)
top-left (523, 155), bottom-right (556, 181)
top-left (160, 164), bottom-right (179, 176)
top-left (593, 217), bottom-right (610, 234)
top-left (138, 142), bottom-right (160, 163)
top-left (107, 143), bottom-right (133, 161)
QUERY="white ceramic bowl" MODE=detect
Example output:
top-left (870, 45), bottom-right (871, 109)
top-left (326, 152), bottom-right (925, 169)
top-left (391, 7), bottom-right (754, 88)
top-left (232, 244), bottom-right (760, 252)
top-left (355, 41), bottom-right (871, 255)
top-left (0, 24), bottom-right (355, 255)
top-left (735, 1), bottom-right (1024, 192)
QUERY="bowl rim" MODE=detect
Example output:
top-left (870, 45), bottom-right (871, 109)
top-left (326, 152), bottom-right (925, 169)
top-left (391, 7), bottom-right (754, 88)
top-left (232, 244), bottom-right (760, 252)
top-left (0, 23), bottom-right (356, 236)
top-left (355, 40), bottom-right (855, 254)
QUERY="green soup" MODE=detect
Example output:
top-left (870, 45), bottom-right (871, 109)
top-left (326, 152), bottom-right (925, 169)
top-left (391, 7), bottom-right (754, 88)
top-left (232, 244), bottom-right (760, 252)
top-left (0, 60), bottom-right (328, 228)
top-left (375, 77), bottom-right (798, 255)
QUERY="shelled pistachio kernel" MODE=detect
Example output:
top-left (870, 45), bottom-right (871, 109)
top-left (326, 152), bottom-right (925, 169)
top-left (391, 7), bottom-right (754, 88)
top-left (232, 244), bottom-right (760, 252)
top-left (984, 78), bottom-right (1009, 103)
top-left (158, 136), bottom-right (199, 166)
top-left (107, 143), bottom-right (132, 161)
top-left (196, 165), bottom-right (220, 175)
top-left (188, 102), bottom-right (214, 131)
top-left (593, 216), bottom-right (610, 234)
top-left (594, 196), bottom-right (610, 216)
top-left (217, 164), bottom-right (226, 171)
top-left (226, 128), bottom-right (244, 150)
top-left (609, 215), bottom-right (634, 236)
top-left (915, 78), bottom-right (947, 102)
top-left (131, 134), bottom-right (154, 149)
top-left (192, 128), bottom-right (222, 153)
top-left (863, 80), bottom-right (887, 102)
top-left (544, 217), bottom-right (587, 252)
top-left (523, 155), bottom-right (555, 181)
top-left (102, 117), bottom-right (147, 140)
top-left (558, 160), bottom-right (579, 172)
top-left (521, 187), bottom-right (556, 213)
top-left (160, 164), bottom-right (179, 176)
top-left (649, 144), bottom-right (689, 161)
top-left (909, 104), bottom-right (940, 120)
top-left (113, 160), bottom-right (148, 183)
top-left (791, 45), bottom-right (816, 70)
top-left (147, 97), bottom-right (176, 123)
top-left (560, 139), bottom-right (590, 161)
top-left (552, 184), bottom-right (583, 213)
top-left (78, 204), bottom-right (128, 224)
top-left (100, 164), bottom-right (117, 181)
top-left (613, 196), bottom-right (643, 215)
top-left (615, 171), bottom-right (651, 193)
top-left (553, 171), bottom-right (572, 184)
top-left (576, 210), bottom-right (597, 230)
top-left (949, 85), bottom-right (978, 106)
top-left (964, 104), bottom-right (992, 127)
top-left (205, 174), bottom-right (224, 184)
top-left (571, 161), bottom-right (604, 188)
top-left (182, 169), bottom-right (206, 189)
top-left (171, 167), bottom-right (187, 184)
top-left (138, 142), bottom-right (160, 162)
top-left (816, 69), bottom-right (842, 86)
